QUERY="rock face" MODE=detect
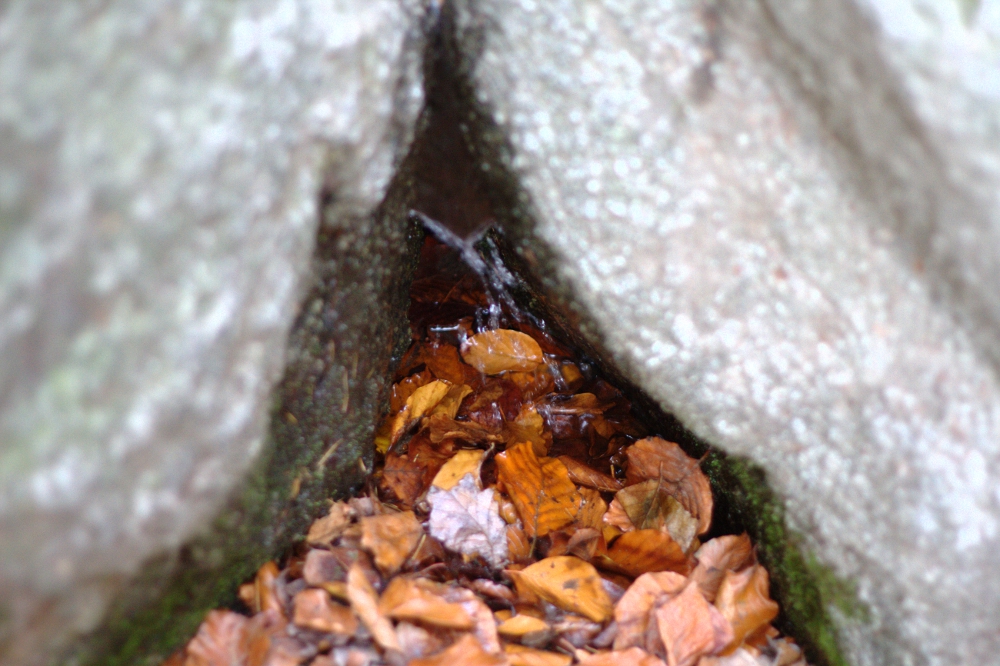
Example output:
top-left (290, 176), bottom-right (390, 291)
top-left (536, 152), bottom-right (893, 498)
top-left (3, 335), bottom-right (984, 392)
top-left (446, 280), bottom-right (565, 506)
top-left (451, 1), bottom-right (1000, 665)
top-left (0, 1), bottom-right (423, 664)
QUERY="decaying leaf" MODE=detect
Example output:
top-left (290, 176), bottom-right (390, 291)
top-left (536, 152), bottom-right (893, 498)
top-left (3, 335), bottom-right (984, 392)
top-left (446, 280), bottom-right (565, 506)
top-left (431, 449), bottom-right (486, 490)
top-left (306, 501), bottom-right (352, 546)
top-left (577, 488), bottom-right (609, 531)
top-left (508, 556), bottom-right (612, 622)
top-left (346, 563), bottom-right (399, 651)
top-left (461, 329), bottom-right (544, 375)
top-left (655, 583), bottom-right (733, 666)
top-left (603, 498), bottom-right (636, 532)
top-left (504, 403), bottom-right (553, 455)
top-left (624, 438), bottom-right (713, 535)
top-left (408, 634), bottom-right (505, 666)
top-left (292, 588), bottom-right (358, 635)
top-left (578, 647), bottom-right (667, 666)
top-left (558, 455), bottom-right (623, 492)
top-left (616, 480), bottom-right (699, 552)
top-left (428, 413), bottom-right (503, 445)
top-left (395, 621), bottom-right (449, 661)
top-left (360, 511), bottom-right (424, 575)
top-left (690, 534), bottom-right (755, 602)
top-left (504, 643), bottom-right (573, 666)
top-left (381, 452), bottom-right (430, 507)
top-left (418, 341), bottom-right (472, 385)
top-left (496, 442), bottom-right (581, 538)
top-left (379, 577), bottom-right (475, 630)
top-left (714, 565), bottom-right (778, 650)
top-left (607, 530), bottom-right (690, 578)
top-left (614, 572), bottom-right (688, 651)
top-left (392, 380), bottom-right (453, 444)
top-left (183, 610), bottom-right (248, 666)
top-left (427, 473), bottom-right (508, 568)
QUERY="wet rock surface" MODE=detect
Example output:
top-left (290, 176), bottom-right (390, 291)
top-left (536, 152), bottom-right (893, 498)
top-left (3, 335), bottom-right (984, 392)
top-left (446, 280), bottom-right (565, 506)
top-left (450, 2), bottom-right (1000, 666)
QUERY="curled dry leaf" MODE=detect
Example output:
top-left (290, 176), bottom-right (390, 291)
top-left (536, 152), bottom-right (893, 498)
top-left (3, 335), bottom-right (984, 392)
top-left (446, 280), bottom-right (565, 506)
top-left (360, 511), bottom-right (424, 575)
top-left (616, 480), bottom-right (699, 552)
top-left (346, 563), bottom-right (399, 651)
top-left (183, 610), bottom-right (248, 666)
top-left (379, 577), bottom-right (475, 630)
top-left (613, 572), bottom-right (688, 652)
top-left (461, 329), bottom-right (544, 375)
top-left (607, 530), bottom-right (690, 578)
top-left (690, 535), bottom-right (755, 603)
top-left (391, 380), bottom-right (453, 444)
top-left (496, 442), bottom-right (581, 538)
top-left (508, 556), bottom-right (613, 622)
top-left (655, 583), bottom-right (733, 666)
top-left (624, 438), bottom-right (713, 535)
top-left (558, 455), bottom-right (623, 492)
top-left (428, 473), bottom-right (508, 568)
top-left (504, 644), bottom-right (573, 666)
top-left (292, 588), bottom-right (358, 635)
top-left (714, 565), bottom-right (779, 651)
top-left (306, 502), bottom-right (353, 546)
top-left (578, 647), bottom-right (667, 666)
top-left (408, 633), bottom-right (505, 666)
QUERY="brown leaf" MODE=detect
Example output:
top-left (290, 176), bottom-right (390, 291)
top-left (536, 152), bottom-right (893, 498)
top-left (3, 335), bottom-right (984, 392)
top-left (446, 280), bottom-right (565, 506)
top-left (497, 614), bottom-right (551, 637)
top-left (558, 456), bottom-right (623, 492)
top-left (395, 622), bottom-right (450, 661)
top-left (381, 452), bottom-right (430, 507)
top-left (391, 380), bottom-right (453, 444)
top-left (504, 644), bottom-right (573, 666)
top-left (613, 572), bottom-right (688, 652)
top-left (428, 474), bottom-right (508, 568)
top-left (461, 329), bottom-right (544, 375)
top-left (379, 577), bottom-right (475, 630)
top-left (578, 647), bottom-right (667, 666)
top-left (507, 364), bottom-right (557, 401)
top-left (624, 438), bottom-right (713, 535)
top-left (655, 583), bottom-right (733, 666)
top-left (577, 488), bottom-right (609, 531)
top-left (184, 610), bottom-right (248, 666)
top-left (431, 449), bottom-right (486, 490)
top-left (408, 634), bottom-right (506, 666)
top-left (495, 442), bottom-right (581, 538)
top-left (243, 610), bottom-right (298, 666)
top-left (695, 648), bottom-right (767, 666)
top-left (690, 535), bottom-right (755, 603)
top-left (418, 341), bottom-right (474, 385)
top-left (346, 563), bottom-right (399, 651)
top-left (303, 546), bottom-right (377, 590)
top-left (360, 511), bottom-right (424, 575)
top-left (507, 524), bottom-right (533, 562)
top-left (306, 502), bottom-right (353, 546)
top-left (714, 566), bottom-right (778, 651)
top-left (440, 586), bottom-right (503, 655)
top-left (503, 403), bottom-right (552, 455)
top-left (292, 588), bottom-right (358, 635)
top-left (390, 370), bottom-right (435, 413)
top-left (606, 530), bottom-right (689, 578)
top-left (603, 498), bottom-right (635, 532)
top-left (507, 556), bottom-right (613, 622)
top-left (238, 561), bottom-right (284, 616)
top-left (615, 480), bottom-right (699, 552)
top-left (428, 413), bottom-right (503, 445)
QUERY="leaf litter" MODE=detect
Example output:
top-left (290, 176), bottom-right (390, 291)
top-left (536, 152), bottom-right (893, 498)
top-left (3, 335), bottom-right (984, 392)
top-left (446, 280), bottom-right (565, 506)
top-left (168, 236), bottom-right (809, 666)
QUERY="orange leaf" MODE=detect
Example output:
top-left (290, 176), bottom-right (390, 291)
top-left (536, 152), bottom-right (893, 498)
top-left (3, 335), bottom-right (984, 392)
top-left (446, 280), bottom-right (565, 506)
top-left (655, 583), bottom-right (733, 666)
top-left (713, 565), bottom-right (779, 651)
top-left (461, 329), bottom-right (544, 374)
top-left (418, 341), bottom-right (473, 385)
top-left (292, 588), bottom-right (358, 635)
top-left (346, 563), bottom-right (399, 651)
top-left (577, 488), bottom-right (609, 531)
top-left (360, 511), bottom-right (424, 575)
top-left (503, 403), bottom-right (553, 455)
top-left (507, 556), bottom-right (612, 622)
top-left (409, 634), bottom-right (505, 666)
top-left (690, 535), bottom-right (755, 602)
top-left (391, 380), bottom-right (453, 444)
top-left (237, 561), bottom-right (284, 616)
top-left (497, 614), bottom-right (551, 637)
top-left (606, 530), bottom-right (689, 578)
top-left (381, 452), bottom-right (431, 507)
top-left (603, 498), bottom-right (635, 532)
top-left (390, 369), bottom-right (434, 413)
top-left (495, 442), bottom-right (581, 538)
top-left (504, 644), bottom-right (573, 666)
top-left (613, 572), bottom-right (688, 652)
top-left (558, 456), bottom-right (623, 492)
top-left (578, 647), bottom-right (667, 666)
top-left (507, 524), bottom-right (533, 562)
top-left (615, 480), bottom-right (699, 552)
top-left (379, 577), bottom-right (475, 630)
top-left (624, 438), bottom-right (713, 535)
top-left (431, 449), bottom-right (486, 490)
top-left (184, 610), bottom-right (248, 666)
top-left (507, 364), bottom-right (557, 401)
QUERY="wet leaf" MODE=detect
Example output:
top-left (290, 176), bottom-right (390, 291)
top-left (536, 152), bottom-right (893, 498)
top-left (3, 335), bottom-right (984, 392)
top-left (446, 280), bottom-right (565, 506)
top-left (392, 380), bottom-right (453, 444)
top-left (379, 577), bottom-right (475, 630)
top-left (431, 383), bottom-right (474, 418)
top-left (431, 449), bottom-right (486, 490)
top-left (495, 442), bottom-right (581, 538)
top-left (606, 530), bottom-right (689, 578)
top-left (183, 610), bottom-right (248, 666)
top-left (461, 329), bottom-right (544, 374)
top-left (577, 488), bottom-right (609, 531)
top-left (613, 572), bottom-right (688, 652)
top-left (624, 438), bottom-right (713, 535)
top-left (655, 583), bottom-right (733, 666)
top-left (558, 456), bottom-right (622, 492)
top-left (504, 403), bottom-right (552, 455)
top-left (507, 556), bottom-right (612, 622)
top-left (616, 480), bottom-right (699, 552)
top-left (346, 563), bottom-right (399, 651)
top-left (504, 644), bottom-right (573, 666)
top-left (690, 535), bottom-right (755, 603)
top-left (714, 566), bottom-right (778, 651)
top-left (418, 341), bottom-right (474, 385)
top-left (427, 473), bottom-right (508, 568)
top-left (507, 364), bottom-right (557, 401)
top-left (360, 511), bottom-right (424, 576)
top-left (305, 502), bottom-right (353, 546)
top-left (408, 634), bottom-right (506, 666)
top-left (578, 647), bottom-right (667, 666)
top-left (390, 369), bottom-right (435, 413)
top-left (292, 588), bottom-right (358, 635)
top-left (428, 413), bottom-right (503, 445)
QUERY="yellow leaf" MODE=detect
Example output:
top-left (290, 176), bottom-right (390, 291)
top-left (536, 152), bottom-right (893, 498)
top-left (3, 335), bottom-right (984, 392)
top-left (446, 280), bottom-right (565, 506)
top-left (497, 614), bottom-right (551, 637)
top-left (430, 383), bottom-right (473, 418)
top-left (461, 329), bottom-right (544, 375)
top-left (391, 380), bottom-right (453, 444)
top-left (431, 449), bottom-right (486, 490)
top-left (507, 556), bottom-right (612, 622)
top-left (360, 511), bottom-right (424, 575)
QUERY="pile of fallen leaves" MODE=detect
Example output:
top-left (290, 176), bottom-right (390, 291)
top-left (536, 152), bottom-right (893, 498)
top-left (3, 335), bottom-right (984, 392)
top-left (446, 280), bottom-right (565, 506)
top-left (168, 238), bottom-right (808, 666)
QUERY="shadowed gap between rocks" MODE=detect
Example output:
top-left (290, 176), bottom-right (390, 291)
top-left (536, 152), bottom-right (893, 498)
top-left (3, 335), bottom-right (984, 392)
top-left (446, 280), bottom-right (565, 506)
top-left (70, 8), bottom-right (857, 666)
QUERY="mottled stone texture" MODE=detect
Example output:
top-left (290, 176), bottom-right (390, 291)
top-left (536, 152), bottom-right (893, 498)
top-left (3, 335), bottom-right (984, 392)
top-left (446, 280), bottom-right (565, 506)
top-left (451, 2), bottom-right (1000, 666)
top-left (0, 1), bottom-right (423, 664)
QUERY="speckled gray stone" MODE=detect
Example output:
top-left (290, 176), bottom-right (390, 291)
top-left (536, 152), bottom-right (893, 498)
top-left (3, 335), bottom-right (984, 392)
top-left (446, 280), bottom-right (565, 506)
top-left (454, 1), bottom-right (1000, 665)
top-left (0, 1), bottom-right (422, 663)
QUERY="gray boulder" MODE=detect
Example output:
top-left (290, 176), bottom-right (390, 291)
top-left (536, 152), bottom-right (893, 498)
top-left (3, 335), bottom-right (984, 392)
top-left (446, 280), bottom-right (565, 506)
top-left (0, 1), bottom-right (423, 664)
top-left (452, 1), bottom-right (1000, 665)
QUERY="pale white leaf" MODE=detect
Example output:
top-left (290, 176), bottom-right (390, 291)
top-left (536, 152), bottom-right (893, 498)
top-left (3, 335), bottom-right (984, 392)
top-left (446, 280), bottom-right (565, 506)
top-left (427, 473), bottom-right (508, 569)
